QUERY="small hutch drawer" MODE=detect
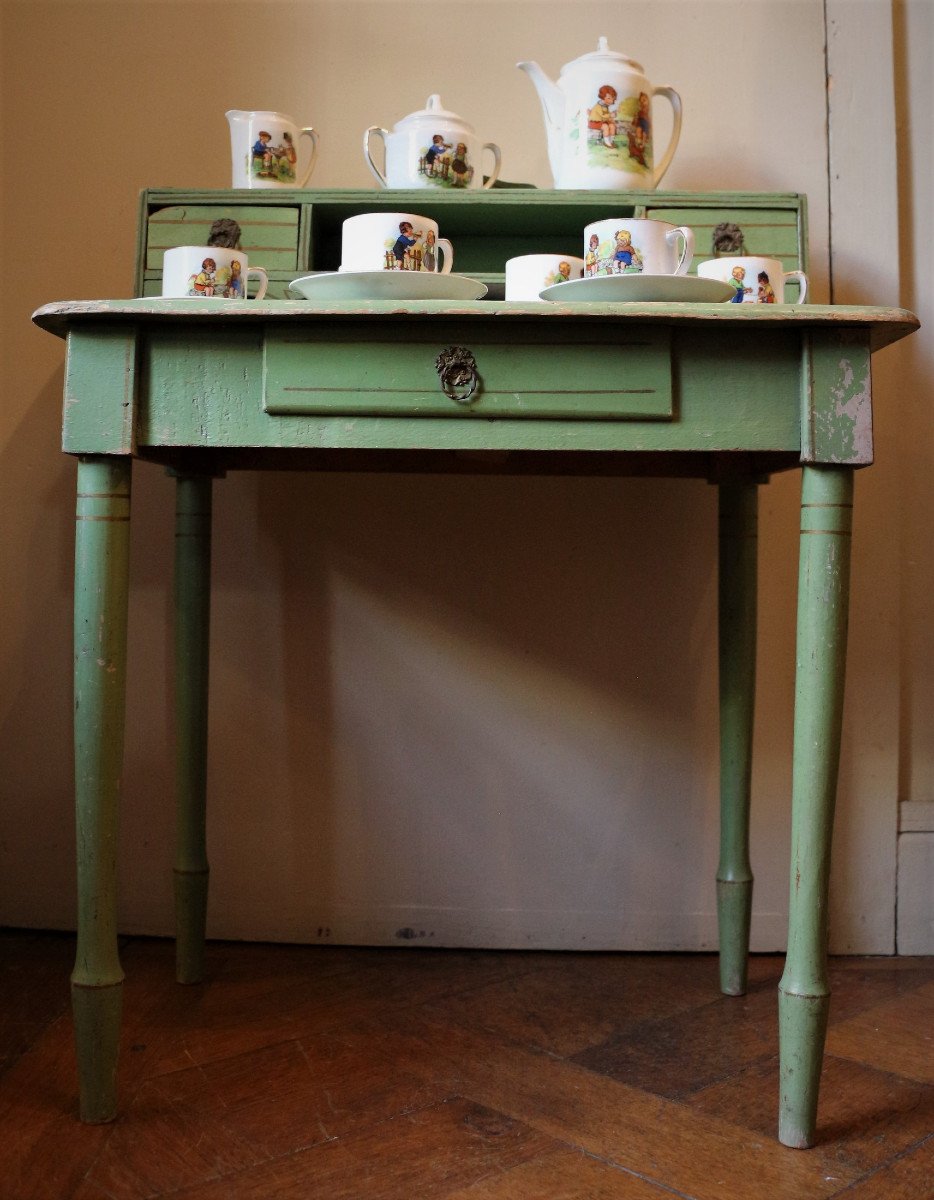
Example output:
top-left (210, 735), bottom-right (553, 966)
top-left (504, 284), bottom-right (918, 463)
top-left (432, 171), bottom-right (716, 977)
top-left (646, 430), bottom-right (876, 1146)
top-left (262, 325), bottom-right (673, 420)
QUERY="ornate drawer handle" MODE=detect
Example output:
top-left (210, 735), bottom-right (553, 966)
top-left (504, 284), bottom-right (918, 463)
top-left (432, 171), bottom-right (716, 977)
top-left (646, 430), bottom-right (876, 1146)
top-left (435, 346), bottom-right (480, 404)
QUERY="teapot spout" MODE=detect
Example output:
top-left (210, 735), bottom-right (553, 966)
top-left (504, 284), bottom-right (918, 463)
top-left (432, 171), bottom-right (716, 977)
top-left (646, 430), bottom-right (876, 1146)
top-left (517, 60), bottom-right (564, 177)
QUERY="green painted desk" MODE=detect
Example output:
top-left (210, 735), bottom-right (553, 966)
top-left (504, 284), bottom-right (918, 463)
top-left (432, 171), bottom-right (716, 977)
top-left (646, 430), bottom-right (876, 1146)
top-left (34, 297), bottom-right (918, 1146)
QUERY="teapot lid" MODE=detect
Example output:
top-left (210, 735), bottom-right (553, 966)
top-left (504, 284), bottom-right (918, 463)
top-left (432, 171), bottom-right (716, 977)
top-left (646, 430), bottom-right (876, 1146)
top-left (561, 36), bottom-right (643, 75)
top-left (393, 94), bottom-right (475, 133)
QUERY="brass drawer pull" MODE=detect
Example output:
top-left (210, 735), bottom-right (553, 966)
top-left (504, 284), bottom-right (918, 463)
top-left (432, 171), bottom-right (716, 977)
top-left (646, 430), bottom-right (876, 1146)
top-left (435, 346), bottom-right (480, 405)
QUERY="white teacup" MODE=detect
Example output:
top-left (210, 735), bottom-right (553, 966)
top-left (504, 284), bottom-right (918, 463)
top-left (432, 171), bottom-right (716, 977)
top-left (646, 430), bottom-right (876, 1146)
top-left (697, 256), bottom-right (809, 304)
top-left (505, 254), bottom-right (585, 300)
top-left (161, 246), bottom-right (268, 299)
top-left (584, 218), bottom-right (694, 278)
top-left (340, 212), bottom-right (453, 274)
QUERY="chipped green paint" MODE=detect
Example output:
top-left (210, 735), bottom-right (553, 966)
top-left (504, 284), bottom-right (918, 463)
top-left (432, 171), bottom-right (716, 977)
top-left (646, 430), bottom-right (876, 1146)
top-left (717, 482), bottom-right (758, 997)
top-left (71, 456), bottom-right (132, 1122)
top-left (778, 465), bottom-right (854, 1148)
top-left (801, 330), bottom-right (874, 465)
top-left (63, 326), bottom-right (139, 455)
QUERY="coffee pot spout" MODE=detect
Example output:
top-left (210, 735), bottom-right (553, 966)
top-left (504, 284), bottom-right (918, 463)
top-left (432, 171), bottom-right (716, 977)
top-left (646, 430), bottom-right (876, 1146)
top-left (517, 60), bottom-right (565, 178)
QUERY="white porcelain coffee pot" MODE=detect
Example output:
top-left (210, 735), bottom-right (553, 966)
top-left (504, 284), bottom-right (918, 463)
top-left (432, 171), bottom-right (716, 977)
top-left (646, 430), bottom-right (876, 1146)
top-left (517, 37), bottom-right (682, 190)
top-left (364, 94), bottom-right (502, 190)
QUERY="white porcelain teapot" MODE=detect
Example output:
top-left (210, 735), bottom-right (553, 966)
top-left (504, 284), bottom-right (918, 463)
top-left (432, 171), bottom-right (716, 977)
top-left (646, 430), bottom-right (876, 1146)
top-left (364, 94), bottom-right (502, 191)
top-left (517, 37), bottom-right (682, 190)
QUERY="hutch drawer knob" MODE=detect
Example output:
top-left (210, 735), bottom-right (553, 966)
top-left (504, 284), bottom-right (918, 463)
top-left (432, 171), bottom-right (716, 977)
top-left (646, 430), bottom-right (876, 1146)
top-left (435, 346), bottom-right (480, 404)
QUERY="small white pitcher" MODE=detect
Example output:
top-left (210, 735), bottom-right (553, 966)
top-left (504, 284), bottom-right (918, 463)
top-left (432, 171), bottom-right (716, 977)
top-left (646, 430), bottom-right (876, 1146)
top-left (226, 109), bottom-right (319, 189)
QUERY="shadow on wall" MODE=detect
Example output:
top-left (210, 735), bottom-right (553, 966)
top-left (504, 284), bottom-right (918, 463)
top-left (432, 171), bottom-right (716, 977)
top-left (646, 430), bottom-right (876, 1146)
top-left (0, 368), bottom-right (79, 925)
top-left (212, 469), bottom-right (726, 934)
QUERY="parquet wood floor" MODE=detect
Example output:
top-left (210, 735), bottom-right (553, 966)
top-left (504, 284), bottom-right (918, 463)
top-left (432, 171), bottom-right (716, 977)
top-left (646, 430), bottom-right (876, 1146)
top-left (1, 932), bottom-right (931, 1199)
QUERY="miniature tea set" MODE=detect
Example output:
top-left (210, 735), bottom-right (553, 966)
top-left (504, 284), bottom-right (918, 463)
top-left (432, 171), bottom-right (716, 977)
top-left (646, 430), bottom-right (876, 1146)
top-left (174, 38), bottom-right (808, 306)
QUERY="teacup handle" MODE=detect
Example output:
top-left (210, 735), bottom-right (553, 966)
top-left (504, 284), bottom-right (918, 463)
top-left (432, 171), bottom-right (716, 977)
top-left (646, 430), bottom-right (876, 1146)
top-left (651, 85), bottom-right (683, 188)
top-left (297, 128), bottom-right (319, 188)
top-left (363, 126), bottom-right (389, 188)
top-left (666, 225), bottom-right (695, 276)
top-left (435, 238), bottom-right (454, 275)
top-left (247, 267), bottom-right (268, 300)
top-left (481, 142), bottom-right (502, 189)
top-left (783, 270), bottom-right (809, 304)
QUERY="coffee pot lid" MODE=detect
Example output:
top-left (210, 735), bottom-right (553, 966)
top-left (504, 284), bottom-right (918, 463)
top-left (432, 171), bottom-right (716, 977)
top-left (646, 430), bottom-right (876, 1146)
top-left (561, 36), bottom-right (643, 75)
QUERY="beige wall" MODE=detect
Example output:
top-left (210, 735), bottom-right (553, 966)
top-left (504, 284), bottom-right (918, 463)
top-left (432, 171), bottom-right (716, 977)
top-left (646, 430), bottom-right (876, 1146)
top-left (0, 0), bottom-right (925, 952)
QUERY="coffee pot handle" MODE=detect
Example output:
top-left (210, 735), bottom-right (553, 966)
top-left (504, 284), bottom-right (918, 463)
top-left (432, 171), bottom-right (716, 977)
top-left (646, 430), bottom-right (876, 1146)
top-left (363, 127), bottom-right (389, 188)
top-left (298, 128), bottom-right (319, 188)
top-left (481, 143), bottom-right (502, 189)
top-left (651, 86), bottom-right (683, 188)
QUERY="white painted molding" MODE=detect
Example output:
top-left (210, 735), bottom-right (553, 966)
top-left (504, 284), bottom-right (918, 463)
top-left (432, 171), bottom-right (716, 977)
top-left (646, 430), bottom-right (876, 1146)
top-left (900, 801), bottom-right (934, 833)
top-left (825, 0), bottom-right (900, 304)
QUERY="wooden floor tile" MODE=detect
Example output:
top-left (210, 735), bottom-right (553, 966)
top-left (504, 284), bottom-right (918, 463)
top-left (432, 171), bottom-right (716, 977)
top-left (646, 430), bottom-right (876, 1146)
top-left (826, 980), bottom-right (934, 1083)
top-left (689, 1053), bottom-right (934, 1179)
top-left (172, 1097), bottom-right (558, 1200)
top-left (443, 1145), bottom-right (686, 1198)
top-left (571, 976), bottom-right (780, 1099)
top-left (825, 961), bottom-right (934, 1027)
top-left (347, 1006), bottom-right (856, 1200)
top-left (0, 932), bottom-right (74, 1076)
top-left (141, 945), bottom-right (521, 1077)
top-left (420, 952), bottom-right (759, 1059)
top-left (826, 1136), bottom-right (934, 1199)
top-left (0, 1013), bottom-right (112, 1200)
top-left (5, 938), bottom-right (934, 1199)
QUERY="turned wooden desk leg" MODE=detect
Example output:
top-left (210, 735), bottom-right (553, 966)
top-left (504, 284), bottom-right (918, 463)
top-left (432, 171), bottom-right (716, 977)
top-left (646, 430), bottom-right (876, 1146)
top-left (778, 465), bottom-right (854, 1148)
top-left (71, 456), bottom-right (132, 1123)
top-left (717, 482), bottom-right (757, 995)
top-left (172, 472), bottom-right (213, 985)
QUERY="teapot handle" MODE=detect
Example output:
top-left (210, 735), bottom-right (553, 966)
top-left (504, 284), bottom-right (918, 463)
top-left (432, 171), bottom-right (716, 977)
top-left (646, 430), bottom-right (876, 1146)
top-left (297, 128), bottom-right (319, 188)
top-left (651, 86), bottom-right (683, 188)
top-left (363, 126), bottom-right (389, 188)
top-left (481, 142), bottom-right (502, 189)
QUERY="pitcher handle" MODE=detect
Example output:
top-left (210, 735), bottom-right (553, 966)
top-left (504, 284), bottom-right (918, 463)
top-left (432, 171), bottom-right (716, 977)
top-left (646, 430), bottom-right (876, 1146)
top-left (481, 142), bottom-right (502, 189)
top-left (666, 225), bottom-right (695, 276)
top-left (651, 85), bottom-right (682, 188)
top-left (364, 126), bottom-right (389, 188)
top-left (784, 270), bottom-right (809, 304)
top-left (297, 128), bottom-right (319, 188)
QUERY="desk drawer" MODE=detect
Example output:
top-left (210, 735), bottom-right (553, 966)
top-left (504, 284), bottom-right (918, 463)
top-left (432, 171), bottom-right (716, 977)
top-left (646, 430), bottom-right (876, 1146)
top-left (263, 326), bottom-right (672, 420)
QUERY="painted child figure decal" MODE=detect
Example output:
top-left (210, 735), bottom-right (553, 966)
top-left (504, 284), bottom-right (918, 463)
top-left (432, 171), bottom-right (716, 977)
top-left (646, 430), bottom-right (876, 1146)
top-left (420, 135), bottom-right (471, 187)
top-left (729, 265), bottom-right (751, 302)
top-left (422, 229), bottom-right (438, 272)
top-left (188, 257), bottom-right (218, 296)
top-left (613, 229), bottom-right (643, 272)
top-left (423, 133), bottom-right (453, 178)
top-left (586, 234), bottom-right (600, 276)
top-left (225, 260), bottom-right (245, 298)
top-left (545, 260), bottom-right (574, 287)
top-left (251, 131), bottom-right (275, 178)
top-left (757, 270), bottom-right (776, 303)
top-left (585, 229), bottom-right (644, 276)
top-left (589, 85), bottom-right (618, 147)
top-left (385, 221), bottom-right (425, 270)
top-left (586, 85), bottom-right (652, 174)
